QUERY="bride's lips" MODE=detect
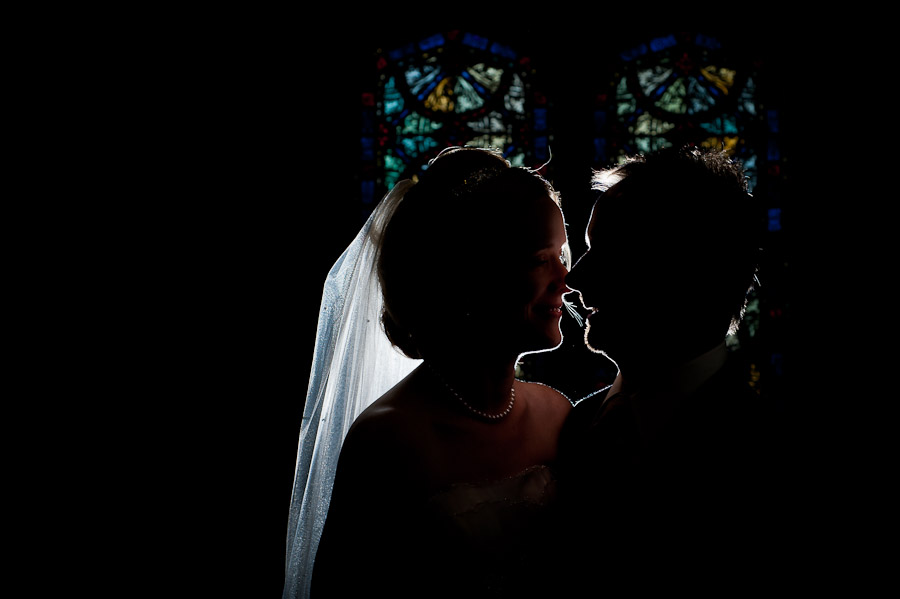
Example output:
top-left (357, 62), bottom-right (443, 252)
top-left (535, 303), bottom-right (564, 317)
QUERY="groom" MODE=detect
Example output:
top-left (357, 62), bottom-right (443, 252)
top-left (554, 146), bottom-right (788, 590)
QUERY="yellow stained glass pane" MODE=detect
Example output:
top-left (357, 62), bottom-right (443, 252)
top-left (424, 78), bottom-right (455, 113)
top-left (700, 65), bottom-right (736, 95)
top-left (700, 135), bottom-right (739, 154)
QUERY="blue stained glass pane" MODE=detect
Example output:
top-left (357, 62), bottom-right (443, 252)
top-left (594, 138), bottom-right (607, 163)
top-left (620, 43), bottom-right (648, 62)
top-left (361, 180), bottom-right (375, 204)
top-left (375, 32), bottom-right (541, 214)
top-left (767, 109), bottom-right (780, 133)
top-left (416, 79), bottom-right (440, 102)
top-left (770, 353), bottom-right (783, 376)
top-left (361, 110), bottom-right (375, 134)
top-left (767, 139), bottom-right (781, 161)
top-left (768, 208), bottom-right (782, 232)
top-left (361, 137), bottom-right (375, 161)
top-left (388, 43), bottom-right (415, 61)
top-left (534, 108), bottom-right (547, 131)
top-left (534, 136), bottom-right (548, 160)
top-left (694, 34), bottom-right (721, 49)
top-left (462, 32), bottom-right (489, 50)
top-left (650, 34), bottom-right (677, 52)
top-left (490, 42), bottom-right (517, 59)
top-left (418, 33), bottom-right (444, 51)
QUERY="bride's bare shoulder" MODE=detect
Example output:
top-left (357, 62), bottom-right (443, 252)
top-left (343, 370), bottom-right (427, 448)
top-left (520, 380), bottom-right (572, 408)
top-left (518, 380), bottom-right (573, 428)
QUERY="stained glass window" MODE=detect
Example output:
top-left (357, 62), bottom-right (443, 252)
top-left (361, 31), bottom-right (549, 220)
top-left (593, 32), bottom-right (786, 398)
top-left (593, 33), bottom-right (777, 191)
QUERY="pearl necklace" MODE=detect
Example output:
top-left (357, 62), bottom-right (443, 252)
top-left (426, 363), bottom-right (516, 421)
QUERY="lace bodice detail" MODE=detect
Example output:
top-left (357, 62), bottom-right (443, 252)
top-left (421, 465), bottom-right (558, 594)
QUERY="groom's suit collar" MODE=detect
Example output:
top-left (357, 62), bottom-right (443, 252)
top-left (603, 341), bottom-right (728, 444)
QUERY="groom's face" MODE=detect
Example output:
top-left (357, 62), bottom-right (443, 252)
top-left (566, 186), bottom-right (657, 357)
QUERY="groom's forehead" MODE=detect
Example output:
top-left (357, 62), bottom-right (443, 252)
top-left (587, 188), bottom-right (630, 237)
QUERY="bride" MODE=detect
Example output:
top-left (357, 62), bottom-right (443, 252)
top-left (283, 147), bottom-right (575, 598)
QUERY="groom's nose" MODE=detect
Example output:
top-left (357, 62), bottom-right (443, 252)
top-left (565, 253), bottom-right (588, 294)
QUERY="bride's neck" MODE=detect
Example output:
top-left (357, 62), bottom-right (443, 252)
top-left (423, 350), bottom-right (517, 411)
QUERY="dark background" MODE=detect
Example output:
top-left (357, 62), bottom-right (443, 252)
top-left (151, 16), bottom-right (830, 597)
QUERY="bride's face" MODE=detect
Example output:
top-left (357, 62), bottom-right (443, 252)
top-left (494, 195), bottom-right (570, 354)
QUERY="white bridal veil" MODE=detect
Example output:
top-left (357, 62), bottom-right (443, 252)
top-left (282, 180), bottom-right (421, 599)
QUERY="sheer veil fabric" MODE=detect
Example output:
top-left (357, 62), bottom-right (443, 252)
top-left (283, 181), bottom-right (421, 599)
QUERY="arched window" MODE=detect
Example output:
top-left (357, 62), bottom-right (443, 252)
top-left (593, 33), bottom-right (779, 186)
top-left (360, 30), bottom-right (549, 220)
top-left (593, 32), bottom-right (786, 396)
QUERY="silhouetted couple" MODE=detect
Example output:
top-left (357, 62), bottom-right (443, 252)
top-left (284, 146), bottom-right (789, 598)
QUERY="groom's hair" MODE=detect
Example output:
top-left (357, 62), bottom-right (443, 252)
top-left (592, 145), bottom-right (762, 336)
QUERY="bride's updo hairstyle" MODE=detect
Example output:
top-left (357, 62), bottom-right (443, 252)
top-left (375, 146), bottom-right (560, 360)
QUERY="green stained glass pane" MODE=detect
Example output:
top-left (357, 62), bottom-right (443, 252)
top-left (372, 32), bottom-right (542, 215)
top-left (743, 297), bottom-right (760, 338)
top-left (454, 76), bottom-right (485, 113)
top-left (384, 77), bottom-right (404, 115)
top-left (616, 77), bottom-right (635, 116)
top-left (634, 136), bottom-right (672, 153)
top-left (466, 133), bottom-right (512, 150)
top-left (739, 77), bottom-right (757, 115)
top-left (468, 63), bottom-right (503, 93)
top-left (633, 112), bottom-right (675, 136)
top-left (400, 135), bottom-right (440, 158)
top-left (699, 115), bottom-right (739, 135)
top-left (687, 78), bottom-right (718, 114)
top-left (504, 73), bottom-right (525, 114)
top-left (467, 111), bottom-right (506, 134)
top-left (384, 150), bottom-right (404, 190)
top-left (742, 154), bottom-right (758, 191)
top-left (507, 152), bottom-right (525, 167)
top-left (399, 112), bottom-right (443, 135)
top-left (637, 65), bottom-right (673, 97)
top-left (655, 77), bottom-right (688, 114)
